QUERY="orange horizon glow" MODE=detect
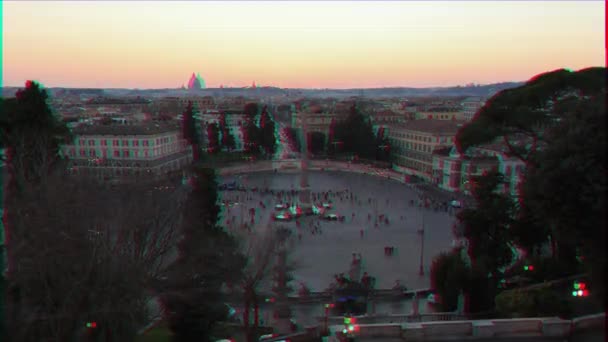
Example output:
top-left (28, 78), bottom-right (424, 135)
top-left (3, 1), bottom-right (605, 89)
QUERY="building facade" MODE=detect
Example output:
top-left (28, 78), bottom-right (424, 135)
top-left (62, 122), bottom-right (192, 182)
top-left (461, 97), bottom-right (486, 121)
top-left (414, 108), bottom-right (466, 121)
top-left (389, 120), bottom-right (466, 181)
top-left (431, 142), bottom-right (526, 197)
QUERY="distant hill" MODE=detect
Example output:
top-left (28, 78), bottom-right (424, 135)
top-left (2, 82), bottom-right (523, 99)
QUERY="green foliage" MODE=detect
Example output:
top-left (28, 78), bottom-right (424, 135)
top-left (308, 131), bottom-right (326, 155)
top-left (456, 67), bottom-right (606, 157)
top-left (327, 104), bottom-right (377, 159)
top-left (521, 94), bottom-right (606, 268)
top-left (165, 167), bottom-right (246, 341)
top-left (165, 292), bottom-right (229, 342)
top-left (457, 171), bottom-right (516, 273)
top-left (206, 123), bottom-right (220, 153)
top-left (375, 127), bottom-right (391, 162)
top-left (218, 112), bottom-right (236, 151)
top-left (284, 127), bottom-right (301, 153)
top-left (506, 256), bottom-right (582, 283)
top-left (496, 287), bottom-right (572, 318)
top-left (454, 67), bottom-right (607, 307)
top-left (181, 102), bottom-right (201, 161)
top-left (259, 106), bottom-right (277, 156)
top-left (241, 104), bottom-right (277, 158)
top-left (430, 248), bottom-right (470, 312)
top-left (0, 81), bottom-right (72, 186)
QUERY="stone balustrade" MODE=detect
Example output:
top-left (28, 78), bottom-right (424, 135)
top-left (420, 321), bottom-right (473, 339)
top-left (324, 314), bottom-right (600, 341)
top-left (572, 312), bottom-right (606, 331)
top-left (490, 318), bottom-right (544, 337)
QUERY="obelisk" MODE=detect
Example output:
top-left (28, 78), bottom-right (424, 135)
top-left (298, 111), bottom-right (312, 213)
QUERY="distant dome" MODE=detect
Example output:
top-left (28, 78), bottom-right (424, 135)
top-left (197, 73), bottom-right (206, 89)
top-left (187, 72), bottom-right (202, 90)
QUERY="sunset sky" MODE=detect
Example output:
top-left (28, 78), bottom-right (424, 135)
top-left (3, 1), bottom-right (605, 89)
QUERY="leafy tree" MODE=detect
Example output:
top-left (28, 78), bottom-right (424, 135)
top-left (0, 81), bottom-right (72, 188)
top-left (233, 227), bottom-right (279, 342)
top-left (206, 123), bottom-right (220, 154)
top-left (284, 127), bottom-right (301, 154)
top-left (259, 106), bottom-right (277, 156)
top-left (455, 170), bottom-right (517, 313)
top-left (327, 118), bottom-right (338, 156)
top-left (520, 92), bottom-right (606, 298)
top-left (456, 67), bottom-right (606, 166)
top-left (181, 101), bottom-right (202, 162)
top-left (242, 103), bottom-right (261, 155)
top-left (375, 127), bottom-right (391, 162)
top-left (218, 112), bottom-right (236, 151)
top-left (244, 102), bottom-right (259, 121)
top-left (307, 131), bottom-right (326, 156)
top-left (458, 170), bottom-right (516, 274)
top-left (1, 81), bottom-right (178, 341)
top-left (1, 81), bottom-right (72, 340)
top-left (455, 67), bottom-right (607, 301)
top-left (329, 104), bottom-right (376, 159)
top-left (162, 166), bottom-right (245, 342)
top-left (430, 248), bottom-right (470, 312)
top-left (495, 287), bottom-right (572, 318)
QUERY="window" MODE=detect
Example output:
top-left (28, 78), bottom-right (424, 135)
top-left (113, 150), bottom-right (120, 157)
top-left (113, 140), bottom-right (119, 147)
top-left (133, 140), bottom-right (139, 146)
top-left (89, 149), bottom-right (96, 157)
top-left (122, 140), bottom-right (129, 147)
top-left (143, 140), bottom-right (149, 146)
top-left (79, 139), bottom-right (85, 146)
top-left (123, 150), bottom-right (130, 158)
top-left (101, 140), bottom-right (107, 146)
top-left (88, 140), bottom-right (95, 146)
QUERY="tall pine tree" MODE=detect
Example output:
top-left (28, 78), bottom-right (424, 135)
top-left (181, 101), bottom-right (201, 162)
top-left (259, 106), bottom-right (277, 156)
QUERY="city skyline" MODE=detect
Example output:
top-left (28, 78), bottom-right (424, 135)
top-left (3, 1), bottom-right (605, 89)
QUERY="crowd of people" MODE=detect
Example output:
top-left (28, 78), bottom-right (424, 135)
top-left (219, 177), bottom-right (463, 292)
top-left (219, 179), bottom-right (464, 239)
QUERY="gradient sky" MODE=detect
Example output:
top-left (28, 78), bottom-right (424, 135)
top-left (2, 1), bottom-right (605, 89)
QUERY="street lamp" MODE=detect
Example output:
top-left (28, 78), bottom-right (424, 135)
top-left (418, 208), bottom-right (425, 276)
top-left (323, 303), bottom-right (335, 335)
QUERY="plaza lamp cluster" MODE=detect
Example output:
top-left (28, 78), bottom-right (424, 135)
top-left (572, 281), bottom-right (589, 297)
top-left (342, 316), bottom-right (359, 335)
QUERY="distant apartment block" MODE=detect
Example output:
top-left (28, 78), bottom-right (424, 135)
top-left (389, 120), bottom-right (466, 181)
top-left (461, 96), bottom-right (486, 121)
top-left (198, 109), bottom-right (247, 151)
top-left (62, 122), bottom-right (192, 182)
top-left (414, 107), bottom-right (466, 121)
top-left (432, 142), bottom-right (526, 197)
top-left (291, 111), bottom-right (347, 136)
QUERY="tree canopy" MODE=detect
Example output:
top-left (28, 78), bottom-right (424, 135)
top-left (456, 67), bottom-right (606, 164)
top-left (327, 104), bottom-right (377, 160)
top-left (455, 67), bottom-right (607, 303)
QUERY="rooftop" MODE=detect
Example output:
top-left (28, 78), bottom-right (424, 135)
top-left (420, 107), bottom-right (460, 112)
top-left (393, 119), bottom-right (467, 135)
top-left (71, 122), bottom-right (180, 136)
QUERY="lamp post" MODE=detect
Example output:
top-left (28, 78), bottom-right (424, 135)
top-left (418, 209), bottom-right (425, 276)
